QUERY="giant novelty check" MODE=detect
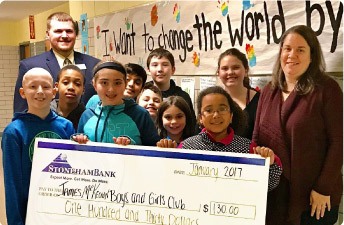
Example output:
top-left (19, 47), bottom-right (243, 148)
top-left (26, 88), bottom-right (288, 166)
top-left (26, 138), bottom-right (270, 225)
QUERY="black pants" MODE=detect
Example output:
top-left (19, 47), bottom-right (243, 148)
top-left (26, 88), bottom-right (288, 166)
top-left (300, 206), bottom-right (339, 225)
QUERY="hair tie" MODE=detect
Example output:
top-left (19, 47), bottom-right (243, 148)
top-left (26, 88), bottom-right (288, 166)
top-left (93, 62), bottom-right (126, 77)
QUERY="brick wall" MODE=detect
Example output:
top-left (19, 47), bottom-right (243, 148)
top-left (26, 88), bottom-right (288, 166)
top-left (0, 18), bottom-right (96, 134)
top-left (0, 46), bottom-right (19, 133)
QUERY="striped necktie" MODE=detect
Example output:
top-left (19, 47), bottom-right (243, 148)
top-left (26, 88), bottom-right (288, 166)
top-left (63, 58), bottom-right (72, 66)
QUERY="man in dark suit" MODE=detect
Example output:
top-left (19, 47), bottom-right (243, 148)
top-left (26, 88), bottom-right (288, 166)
top-left (13, 12), bottom-right (100, 113)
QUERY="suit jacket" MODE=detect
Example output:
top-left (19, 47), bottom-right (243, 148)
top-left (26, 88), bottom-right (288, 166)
top-left (13, 49), bottom-right (100, 113)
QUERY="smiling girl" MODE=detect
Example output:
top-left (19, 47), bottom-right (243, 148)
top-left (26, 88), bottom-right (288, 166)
top-left (76, 60), bottom-right (160, 146)
top-left (180, 86), bottom-right (282, 191)
top-left (216, 48), bottom-right (260, 139)
top-left (156, 96), bottom-right (194, 145)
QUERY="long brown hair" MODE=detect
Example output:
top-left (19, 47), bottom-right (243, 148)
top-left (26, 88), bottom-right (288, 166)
top-left (157, 96), bottom-right (194, 141)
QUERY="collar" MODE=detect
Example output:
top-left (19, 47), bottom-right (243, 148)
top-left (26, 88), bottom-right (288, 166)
top-left (53, 50), bottom-right (74, 68)
top-left (202, 127), bottom-right (234, 145)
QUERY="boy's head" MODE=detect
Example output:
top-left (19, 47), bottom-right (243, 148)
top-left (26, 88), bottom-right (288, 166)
top-left (92, 60), bottom-right (127, 106)
top-left (146, 48), bottom-right (175, 68)
top-left (19, 67), bottom-right (56, 113)
top-left (136, 82), bottom-right (163, 120)
top-left (56, 65), bottom-right (85, 105)
top-left (147, 48), bottom-right (175, 87)
top-left (124, 63), bottom-right (147, 99)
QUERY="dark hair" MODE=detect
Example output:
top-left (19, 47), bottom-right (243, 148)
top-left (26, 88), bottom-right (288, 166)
top-left (156, 96), bottom-right (194, 141)
top-left (136, 82), bottom-right (162, 103)
top-left (125, 63), bottom-right (147, 84)
top-left (47, 12), bottom-right (79, 36)
top-left (197, 86), bottom-right (248, 136)
top-left (57, 64), bottom-right (85, 83)
top-left (272, 25), bottom-right (326, 95)
top-left (146, 48), bottom-right (175, 68)
top-left (217, 48), bottom-right (251, 89)
top-left (92, 60), bottom-right (127, 81)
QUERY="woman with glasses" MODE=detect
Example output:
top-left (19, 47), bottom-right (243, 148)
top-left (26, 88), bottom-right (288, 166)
top-left (178, 86), bottom-right (282, 191)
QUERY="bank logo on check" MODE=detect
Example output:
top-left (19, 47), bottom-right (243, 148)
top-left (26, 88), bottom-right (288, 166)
top-left (42, 153), bottom-right (116, 178)
top-left (42, 153), bottom-right (71, 172)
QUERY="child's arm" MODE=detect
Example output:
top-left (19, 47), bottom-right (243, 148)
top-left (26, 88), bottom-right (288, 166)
top-left (252, 146), bottom-right (282, 191)
top-left (266, 162), bottom-right (282, 191)
top-left (2, 132), bottom-right (26, 225)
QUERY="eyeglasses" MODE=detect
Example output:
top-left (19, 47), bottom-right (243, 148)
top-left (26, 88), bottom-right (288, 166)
top-left (201, 106), bottom-right (230, 117)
